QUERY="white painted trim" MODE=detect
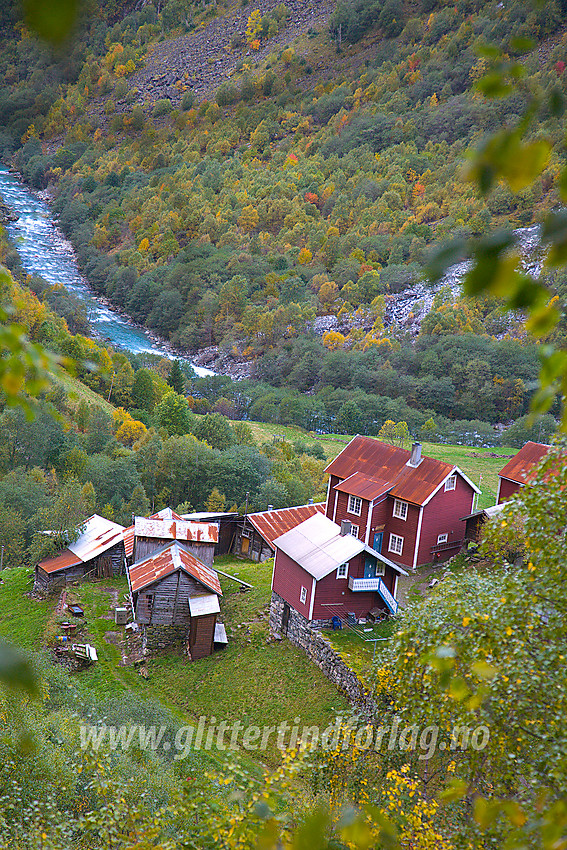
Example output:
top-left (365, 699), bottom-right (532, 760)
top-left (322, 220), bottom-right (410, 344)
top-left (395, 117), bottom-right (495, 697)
top-left (392, 573), bottom-right (399, 602)
top-left (422, 466), bottom-right (480, 507)
top-left (365, 499), bottom-right (374, 545)
top-left (496, 475), bottom-right (501, 504)
top-left (412, 505), bottom-right (424, 570)
top-left (336, 562), bottom-right (349, 580)
top-left (325, 476), bottom-right (331, 513)
top-left (309, 577), bottom-right (316, 620)
top-left (332, 481), bottom-right (340, 523)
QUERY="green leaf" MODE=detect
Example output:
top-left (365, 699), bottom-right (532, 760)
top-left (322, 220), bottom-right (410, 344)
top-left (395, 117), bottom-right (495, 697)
top-left (23, 0), bottom-right (79, 46)
top-left (293, 807), bottom-right (330, 850)
top-left (425, 238), bottom-right (468, 283)
top-left (549, 87), bottom-right (565, 118)
top-left (449, 676), bottom-right (470, 702)
top-left (509, 36), bottom-right (535, 54)
top-left (440, 779), bottom-right (468, 803)
top-left (525, 302), bottom-right (560, 338)
top-left (0, 639), bottom-right (37, 695)
top-left (471, 661), bottom-right (498, 680)
top-left (474, 797), bottom-right (502, 828)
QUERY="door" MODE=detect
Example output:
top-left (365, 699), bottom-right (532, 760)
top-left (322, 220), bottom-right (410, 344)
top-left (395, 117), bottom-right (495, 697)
top-left (282, 602), bottom-right (290, 634)
top-left (373, 531), bottom-right (383, 553)
top-left (364, 556), bottom-right (378, 578)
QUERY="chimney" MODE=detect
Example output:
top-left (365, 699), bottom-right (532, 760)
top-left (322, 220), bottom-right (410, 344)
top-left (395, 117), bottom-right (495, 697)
top-left (267, 505), bottom-right (274, 512)
top-left (340, 520), bottom-right (352, 536)
top-left (409, 442), bottom-right (422, 467)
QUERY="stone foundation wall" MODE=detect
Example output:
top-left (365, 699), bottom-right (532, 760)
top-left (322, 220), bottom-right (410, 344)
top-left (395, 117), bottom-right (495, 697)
top-left (269, 592), bottom-right (377, 720)
top-left (142, 624), bottom-right (189, 656)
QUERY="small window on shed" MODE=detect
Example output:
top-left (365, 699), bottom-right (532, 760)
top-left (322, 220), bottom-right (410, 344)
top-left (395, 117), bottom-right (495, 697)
top-left (444, 475), bottom-right (457, 491)
top-left (437, 533), bottom-right (448, 545)
top-left (300, 586), bottom-right (308, 604)
top-left (336, 562), bottom-right (349, 579)
top-left (348, 495), bottom-right (362, 515)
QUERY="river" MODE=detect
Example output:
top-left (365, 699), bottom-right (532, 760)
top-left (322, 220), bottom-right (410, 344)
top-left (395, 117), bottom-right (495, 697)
top-left (0, 166), bottom-right (215, 377)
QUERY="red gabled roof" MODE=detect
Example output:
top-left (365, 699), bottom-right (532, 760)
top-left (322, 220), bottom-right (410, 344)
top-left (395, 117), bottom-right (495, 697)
top-left (325, 435), bottom-right (456, 506)
top-left (334, 472), bottom-right (392, 500)
top-left (128, 541), bottom-right (222, 595)
top-left (247, 503), bottom-right (325, 547)
top-left (498, 442), bottom-right (550, 484)
top-left (37, 549), bottom-right (82, 574)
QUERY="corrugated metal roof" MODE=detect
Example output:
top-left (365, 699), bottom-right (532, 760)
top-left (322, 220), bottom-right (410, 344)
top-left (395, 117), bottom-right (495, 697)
top-left (334, 472), bottom-right (392, 500)
top-left (189, 594), bottom-right (220, 617)
top-left (37, 548), bottom-right (83, 574)
top-left (247, 503), bottom-right (325, 547)
top-left (134, 517), bottom-right (218, 544)
top-left (273, 512), bottom-right (406, 579)
top-left (123, 525), bottom-right (135, 559)
top-left (461, 504), bottom-right (504, 521)
top-left (129, 541), bottom-right (222, 594)
top-left (325, 435), bottom-right (455, 506)
top-left (150, 508), bottom-right (185, 521)
top-left (498, 442), bottom-right (550, 484)
top-left (67, 515), bottom-right (125, 562)
top-left (181, 511), bottom-right (239, 521)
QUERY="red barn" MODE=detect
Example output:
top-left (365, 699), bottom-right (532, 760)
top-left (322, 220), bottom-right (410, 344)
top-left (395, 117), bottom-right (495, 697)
top-left (324, 436), bottom-right (479, 571)
top-left (497, 442), bottom-right (550, 503)
top-left (272, 512), bottom-right (406, 627)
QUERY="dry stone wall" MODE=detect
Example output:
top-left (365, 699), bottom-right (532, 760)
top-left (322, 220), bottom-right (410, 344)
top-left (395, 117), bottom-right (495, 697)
top-left (269, 591), bottom-right (377, 720)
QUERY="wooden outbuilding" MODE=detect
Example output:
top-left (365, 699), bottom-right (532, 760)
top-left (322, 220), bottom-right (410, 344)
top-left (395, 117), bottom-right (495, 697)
top-left (497, 442), bottom-right (550, 503)
top-left (128, 541), bottom-right (223, 660)
top-left (132, 513), bottom-right (218, 566)
top-left (181, 511), bottom-right (241, 556)
top-left (34, 515), bottom-right (126, 593)
top-left (233, 503), bottom-right (325, 562)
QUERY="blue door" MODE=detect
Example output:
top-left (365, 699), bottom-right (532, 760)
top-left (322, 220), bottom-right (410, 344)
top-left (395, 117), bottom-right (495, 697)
top-left (364, 556), bottom-right (378, 578)
top-left (373, 531), bottom-right (383, 553)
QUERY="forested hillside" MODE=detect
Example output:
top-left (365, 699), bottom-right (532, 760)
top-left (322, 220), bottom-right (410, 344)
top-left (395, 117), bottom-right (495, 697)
top-left (1, 0), bottom-right (567, 437)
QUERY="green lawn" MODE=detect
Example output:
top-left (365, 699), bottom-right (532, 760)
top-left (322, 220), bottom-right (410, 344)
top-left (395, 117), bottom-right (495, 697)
top-left (247, 421), bottom-right (515, 510)
top-left (0, 559), bottom-right (349, 765)
top-left (324, 619), bottom-right (396, 682)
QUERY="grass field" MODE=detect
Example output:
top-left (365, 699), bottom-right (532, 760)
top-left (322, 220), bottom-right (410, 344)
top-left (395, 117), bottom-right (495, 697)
top-left (247, 421), bottom-right (515, 510)
top-left (0, 558), bottom-right (348, 765)
top-left (56, 370), bottom-right (116, 415)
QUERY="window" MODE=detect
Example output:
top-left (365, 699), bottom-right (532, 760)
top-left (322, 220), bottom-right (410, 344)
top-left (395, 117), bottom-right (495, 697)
top-left (376, 561), bottom-right (385, 577)
top-left (349, 525), bottom-right (359, 538)
top-left (348, 495), bottom-right (362, 516)
top-left (388, 533), bottom-right (404, 556)
top-left (393, 499), bottom-right (408, 520)
top-left (437, 533), bottom-right (448, 545)
top-left (336, 562), bottom-right (349, 579)
top-left (444, 475), bottom-right (457, 491)
top-left (300, 586), bottom-right (307, 604)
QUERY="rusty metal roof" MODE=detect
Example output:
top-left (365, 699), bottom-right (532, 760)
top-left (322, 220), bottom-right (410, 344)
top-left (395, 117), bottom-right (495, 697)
top-left (149, 508), bottom-right (185, 521)
top-left (123, 525), bottom-right (135, 559)
top-left (129, 541), bottom-right (222, 595)
top-left (325, 436), bottom-right (457, 506)
top-left (37, 548), bottom-right (83, 574)
top-left (67, 515), bottom-right (125, 562)
top-left (247, 503), bottom-right (325, 547)
top-left (334, 472), bottom-right (392, 500)
top-left (498, 442), bottom-right (550, 484)
top-left (133, 517), bottom-right (218, 544)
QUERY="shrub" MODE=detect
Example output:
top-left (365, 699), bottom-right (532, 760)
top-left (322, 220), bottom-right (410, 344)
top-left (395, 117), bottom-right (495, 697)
top-left (216, 82), bottom-right (239, 107)
top-left (152, 98), bottom-right (173, 117)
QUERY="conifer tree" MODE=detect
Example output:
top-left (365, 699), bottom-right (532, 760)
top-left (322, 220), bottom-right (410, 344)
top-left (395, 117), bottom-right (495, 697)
top-left (167, 360), bottom-right (185, 395)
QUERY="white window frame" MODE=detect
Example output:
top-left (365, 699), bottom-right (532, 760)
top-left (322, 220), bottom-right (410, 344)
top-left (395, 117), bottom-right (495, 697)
top-left (349, 524), bottom-right (359, 538)
top-left (348, 495), bottom-right (362, 516)
top-left (336, 562), bottom-right (349, 579)
top-left (300, 586), bottom-right (307, 604)
top-left (393, 499), bottom-right (408, 520)
top-left (388, 533), bottom-right (404, 556)
top-left (444, 474), bottom-right (457, 491)
top-left (437, 533), bottom-right (448, 545)
top-left (375, 561), bottom-right (385, 577)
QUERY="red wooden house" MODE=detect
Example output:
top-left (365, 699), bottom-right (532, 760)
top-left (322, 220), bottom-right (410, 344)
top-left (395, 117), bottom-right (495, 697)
top-left (497, 441), bottom-right (550, 503)
top-left (272, 512), bottom-right (406, 627)
top-left (270, 436), bottom-right (479, 627)
top-left (324, 436), bottom-right (479, 571)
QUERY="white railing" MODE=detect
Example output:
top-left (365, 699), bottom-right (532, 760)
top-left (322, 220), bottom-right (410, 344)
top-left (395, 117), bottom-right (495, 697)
top-left (348, 576), bottom-right (382, 591)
